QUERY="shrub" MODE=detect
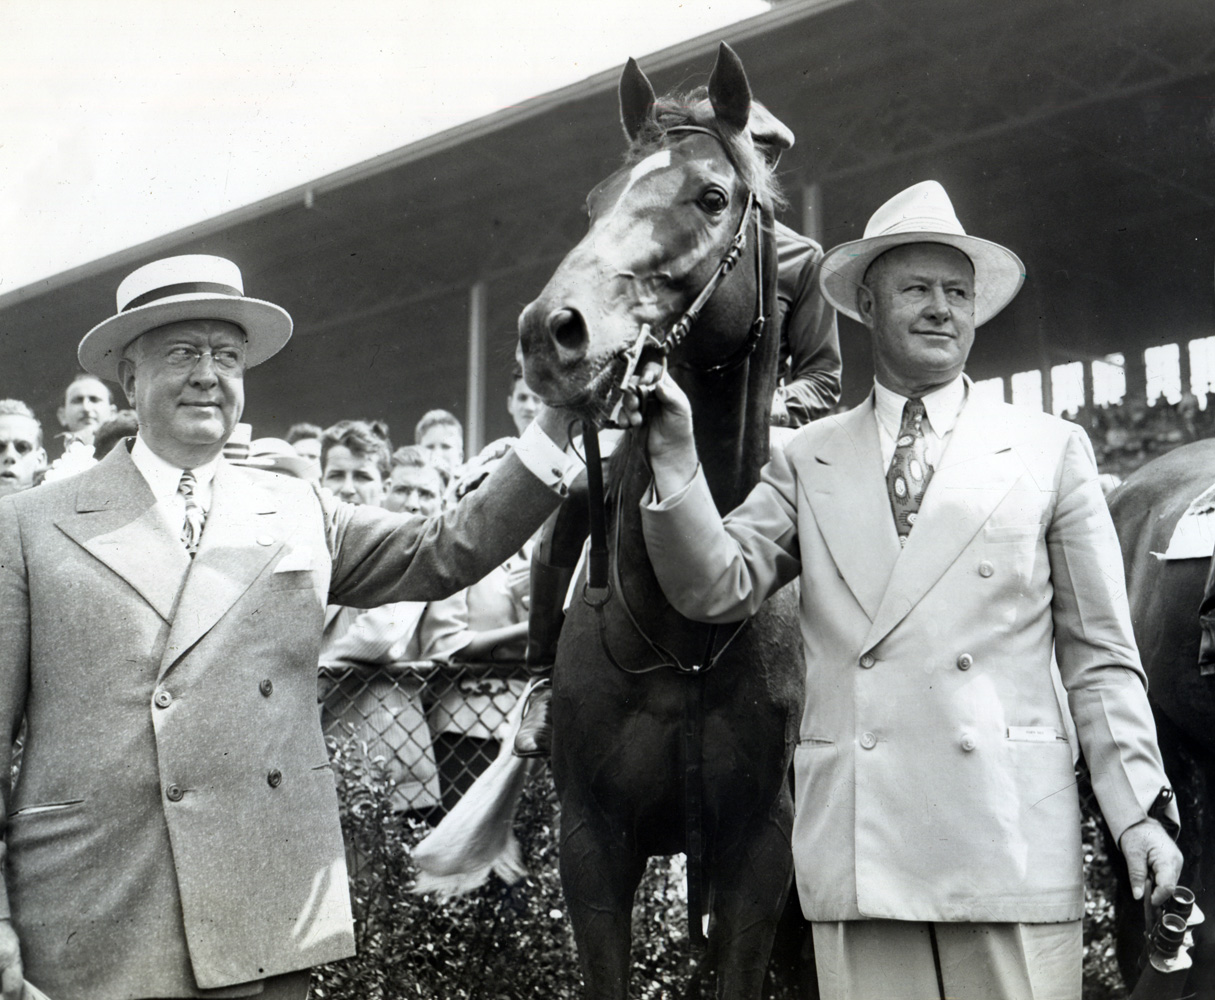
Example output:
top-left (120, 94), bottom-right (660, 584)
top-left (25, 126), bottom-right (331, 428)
top-left (314, 737), bottom-right (1129, 999)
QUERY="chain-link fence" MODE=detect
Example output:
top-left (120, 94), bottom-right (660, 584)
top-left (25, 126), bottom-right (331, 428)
top-left (319, 659), bottom-right (533, 818)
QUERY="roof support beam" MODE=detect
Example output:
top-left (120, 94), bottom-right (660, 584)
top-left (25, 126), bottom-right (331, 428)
top-left (467, 280), bottom-right (489, 457)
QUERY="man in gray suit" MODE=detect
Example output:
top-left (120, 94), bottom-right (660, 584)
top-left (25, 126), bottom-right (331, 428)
top-left (0, 255), bottom-right (576, 1000)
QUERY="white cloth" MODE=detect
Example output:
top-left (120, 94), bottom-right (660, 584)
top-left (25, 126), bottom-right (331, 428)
top-left (1155, 480), bottom-right (1215, 560)
top-left (872, 375), bottom-right (966, 470)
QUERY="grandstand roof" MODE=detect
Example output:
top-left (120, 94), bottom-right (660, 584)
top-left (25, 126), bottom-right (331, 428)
top-left (2, 0), bottom-right (1213, 443)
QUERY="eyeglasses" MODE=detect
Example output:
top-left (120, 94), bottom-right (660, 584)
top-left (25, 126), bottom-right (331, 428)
top-left (162, 345), bottom-right (246, 375)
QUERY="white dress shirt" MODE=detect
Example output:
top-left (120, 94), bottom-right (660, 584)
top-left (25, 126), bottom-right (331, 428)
top-left (872, 375), bottom-right (968, 471)
top-left (129, 436), bottom-right (221, 536)
top-left (512, 420), bottom-right (583, 497)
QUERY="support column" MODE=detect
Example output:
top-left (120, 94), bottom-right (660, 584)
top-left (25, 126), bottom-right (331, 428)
top-left (467, 281), bottom-right (488, 457)
top-left (1179, 338), bottom-right (1193, 398)
top-left (801, 181), bottom-right (824, 245)
top-left (1124, 348), bottom-right (1147, 405)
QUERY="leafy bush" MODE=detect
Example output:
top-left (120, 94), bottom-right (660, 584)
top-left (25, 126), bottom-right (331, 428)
top-left (1083, 812), bottom-right (1128, 1000)
top-left (312, 734), bottom-right (709, 999)
top-left (314, 737), bottom-right (1129, 999)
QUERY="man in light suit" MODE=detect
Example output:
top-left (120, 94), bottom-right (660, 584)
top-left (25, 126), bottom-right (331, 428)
top-left (626, 182), bottom-right (1182, 999)
top-left (0, 255), bottom-right (577, 1000)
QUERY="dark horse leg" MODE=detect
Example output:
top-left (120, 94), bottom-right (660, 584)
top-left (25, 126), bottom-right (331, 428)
top-left (706, 800), bottom-right (797, 998)
top-left (559, 807), bottom-right (646, 1000)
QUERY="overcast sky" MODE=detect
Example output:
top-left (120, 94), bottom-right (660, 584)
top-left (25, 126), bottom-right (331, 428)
top-left (0, 0), bottom-right (768, 298)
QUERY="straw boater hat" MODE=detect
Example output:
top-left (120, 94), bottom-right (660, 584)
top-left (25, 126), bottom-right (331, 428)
top-left (78, 255), bottom-right (293, 383)
top-left (819, 180), bottom-right (1025, 327)
top-left (233, 438), bottom-right (314, 479)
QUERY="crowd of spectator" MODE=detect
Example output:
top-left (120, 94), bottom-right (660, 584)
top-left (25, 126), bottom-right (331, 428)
top-left (1063, 390), bottom-right (1215, 481)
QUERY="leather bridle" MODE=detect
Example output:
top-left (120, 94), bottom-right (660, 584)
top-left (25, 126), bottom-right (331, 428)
top-left (579, 123), bottom-right (774, 675)
top-left (638, 125), bottom-right (768, 375)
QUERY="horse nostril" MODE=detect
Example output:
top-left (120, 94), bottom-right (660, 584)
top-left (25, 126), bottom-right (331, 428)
top-left (547, 308), bottom-right (588, 358)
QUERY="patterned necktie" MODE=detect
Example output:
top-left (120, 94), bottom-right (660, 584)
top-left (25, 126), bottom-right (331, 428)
top-left (178, 470), bottom-right (206, 557)
top-left (887, 398), bottom-right (934, 546)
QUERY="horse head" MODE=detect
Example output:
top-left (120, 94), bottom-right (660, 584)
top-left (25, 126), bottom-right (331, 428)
top-left (519, 42), bottom-right (790, 425)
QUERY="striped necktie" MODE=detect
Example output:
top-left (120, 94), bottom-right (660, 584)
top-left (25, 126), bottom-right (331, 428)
top-left (887, 398), bottom-right (934, 546)
top-left (178, 470), bottom-right (206, 557)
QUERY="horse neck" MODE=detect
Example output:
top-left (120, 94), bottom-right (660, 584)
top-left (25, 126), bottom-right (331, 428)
top-left (682, 211), bottom-right (780, 513)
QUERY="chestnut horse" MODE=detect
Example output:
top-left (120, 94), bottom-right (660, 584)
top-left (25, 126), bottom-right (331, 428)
top-left (1107, 442), bottom-right (1215, 996)
top-left (518, 44), bottom-right (804, 999)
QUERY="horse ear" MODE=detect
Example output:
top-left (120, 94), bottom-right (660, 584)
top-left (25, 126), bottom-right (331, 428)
top-left (619, 57), bottom-right (657, 142)
top-left (708, 42), bottom-right (752, 135)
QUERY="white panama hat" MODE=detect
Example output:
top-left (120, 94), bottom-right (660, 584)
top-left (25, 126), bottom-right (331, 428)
top-left (78, 255), bottom-right (293, 382)
top-left (233, 437), bottom-right (314, 479)
top-left (819, 180), bottom-right (1025, 327)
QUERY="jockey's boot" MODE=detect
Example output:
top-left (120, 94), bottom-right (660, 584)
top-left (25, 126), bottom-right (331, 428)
top-left (513, 559), bottom-right (574, 758)
top-left (512, 678), bottom-right (553, 759)
top-left (1199, 550), bottom-right (1215, 676)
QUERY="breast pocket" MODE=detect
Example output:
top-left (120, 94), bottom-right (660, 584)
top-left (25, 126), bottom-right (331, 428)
top-left (980, 522), bottom-right (1046, 588)
top-left (983, 523), bottom-right (1045, 543)
top-left (268, 569), bottom-right (320, 591)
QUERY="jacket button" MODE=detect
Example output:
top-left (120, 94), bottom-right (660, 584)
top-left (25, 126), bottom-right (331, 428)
top-left (267, 769), bottom-right (283, 788)
top-left (961, 735), bottom-right (977, 752)
top-left (859, 653), bottom-right (875, 669)
top-left (257, 535), bottom-right (274, 546)
top-left (165, 783), bottom-right (184, 802)
top-left (860, 732), bottom-right (877, 750)
top-left (259, 679), bottom-right (273, 697)
top-left (978, 561), bottom-right (995, 578)
top-left (154, 690), bottom-right (173, 709)
top-left (957, 653), bottom-right (974, 671)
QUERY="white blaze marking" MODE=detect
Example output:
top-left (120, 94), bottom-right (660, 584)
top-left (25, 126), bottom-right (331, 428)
top-left (618, 150), bottom-right (672, 201)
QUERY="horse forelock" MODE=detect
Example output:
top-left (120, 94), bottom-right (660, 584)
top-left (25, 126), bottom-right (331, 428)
top-left (624, 87), bottom-right (786, 212)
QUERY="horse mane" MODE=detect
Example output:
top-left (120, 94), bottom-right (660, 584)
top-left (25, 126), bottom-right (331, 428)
top-left (625, 85), bottom-right (787, 212)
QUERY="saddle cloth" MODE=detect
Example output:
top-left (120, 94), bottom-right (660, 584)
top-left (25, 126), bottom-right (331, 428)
top-left (1155, 481), bottom-right (1215, 560)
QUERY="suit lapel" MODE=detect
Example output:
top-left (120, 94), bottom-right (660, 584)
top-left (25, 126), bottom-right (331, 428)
top-left (55, 446), bottom-right (191, 621)
top-left (862, 395), bottom-right (1023, 651)
top-left (159, 462), bottom-right (282, 677)
top-left (804, 397), bottom-right (900, 621)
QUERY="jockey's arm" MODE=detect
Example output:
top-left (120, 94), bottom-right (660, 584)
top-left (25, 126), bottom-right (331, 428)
top-left (772, 222), bottom-right (841, 427)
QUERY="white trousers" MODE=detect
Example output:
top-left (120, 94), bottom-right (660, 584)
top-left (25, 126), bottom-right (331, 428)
top-left (811, 919), bottom-right (1083, 1000)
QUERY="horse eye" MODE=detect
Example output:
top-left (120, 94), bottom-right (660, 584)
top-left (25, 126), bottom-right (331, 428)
top-left (698, 189), bottom-right (728, 213)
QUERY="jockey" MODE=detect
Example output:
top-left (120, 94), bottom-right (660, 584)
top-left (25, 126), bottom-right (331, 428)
top-left (751, 100), bottom-right (842, 428)
top-left (513, 105), bottom-right (841, 756)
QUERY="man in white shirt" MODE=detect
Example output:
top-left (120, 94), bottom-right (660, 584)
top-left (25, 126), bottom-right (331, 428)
top-left (0, 255), bottom-right (578, 1000)
top-left (626, 182), bottom-right (1182, 1000)
top-left (57, 373), bottom-right (118, 452)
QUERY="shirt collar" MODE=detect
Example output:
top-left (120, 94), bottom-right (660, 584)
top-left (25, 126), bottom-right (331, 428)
top-left (130, 434), bottom-right (221, 500)
top-left (873, 374), bottom-right (967, 438)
